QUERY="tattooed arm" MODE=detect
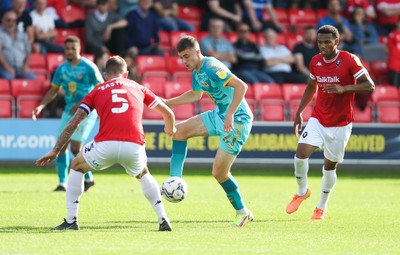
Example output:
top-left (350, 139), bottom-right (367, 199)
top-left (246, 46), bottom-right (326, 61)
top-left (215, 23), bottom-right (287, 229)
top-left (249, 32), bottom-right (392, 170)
top-left (36, 109), bottom-right (88, 166)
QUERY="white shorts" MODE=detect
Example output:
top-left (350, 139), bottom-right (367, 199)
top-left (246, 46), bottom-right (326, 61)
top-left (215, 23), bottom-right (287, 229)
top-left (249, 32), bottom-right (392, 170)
top-left (298, 117), bottom-right (352, 163)
top-left (82, 140), bottom-right (147, 177)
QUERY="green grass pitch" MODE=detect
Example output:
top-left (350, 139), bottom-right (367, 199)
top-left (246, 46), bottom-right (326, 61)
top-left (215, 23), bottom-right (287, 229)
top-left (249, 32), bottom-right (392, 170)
top-left (0, 165), bottom-right (399, 255)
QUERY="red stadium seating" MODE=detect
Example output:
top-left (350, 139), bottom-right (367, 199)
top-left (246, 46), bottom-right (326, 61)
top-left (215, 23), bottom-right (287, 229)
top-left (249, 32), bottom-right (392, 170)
top-left (142, 106), bottom-right (163, 120)
top-left (29, 53), bottom-right (47, 70)
top-left (136, 56), bottom-right (167, 74)
top-left (142, 81), bottom-right (166, 98)
top-left (11, 79), bottom-right (44, 98)
top-left (159, 31), bottom-right (171, 52)
top-left (142, 71), bottom-right (170, 85)
top-left (376, 104), bottom-right (400, 123)
top-left (288, 9), bottom-right (317, 33)
top-left (285, 33), bottom-right (304, 51)
top-left (165, 81), bottom-right (192, 99)
top-left (253, 83), bottom-right (283, 101)
top-left (172, 104), bottom-right (196, 120)
top-left (316, 9), bottom-right (328, 20)
top-left (59, 4), bottom-right (85, 24)
top-left (260, 102), bottom-right (285, 121)
top-left (371, 85), bottom-right (399, 104)
top-left (282, 83), bottom-right (307, 102)
top-left (166, 55), bottom-right (189, 74)
top-left (54, 28), bottom-right (80, 46)
top-left (171, 72), bottom-right (192, 84)
top-left (177, 6), bottom-right (203, 31)
top-left (245, 85), bottom-right (255, 100)
top-left (369, 60), bottom-right (389, 84)
top-left (263, 8), bottom-right (290, 32)
top-left (289, 103), bottom-right (313, 121)
top-left (353, 105), bottom-right (373, 123)
top-left (46, 53), bottom-right (65, 74)
top-left (16, 96), bottom-right (42, 118)
top-left (0, 79), bottom-right (11, 95)
top-left (170, 31), bottom-right (198, 52)
top-left (0, 97), bottom-right (14, 118)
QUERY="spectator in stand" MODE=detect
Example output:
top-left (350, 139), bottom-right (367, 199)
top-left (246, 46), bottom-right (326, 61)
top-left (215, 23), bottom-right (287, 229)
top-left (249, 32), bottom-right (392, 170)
top-left (1, 0), bottom-right (36, 51)
top-left (233, 22), bottom-right (275, 84)
top-left (348, 6), bottom-right (379, 57)
top-left (293, 26), bottom-right (319, 80)
top-left (153, 0), bottom-right (193, 32)
top-left (317, 0), bottom-right (353, 51)
top-left (0, 10), bottom-right (36, 80)
top-left (260, 28), bottom-right (306, 85)
top-left (125, 0), bottom-right (163, 59)
top-left (345, 0), bottom-right (376, 20)
top-left (0, 0), bottom-right (34, 13)
top-left (239, 0), bottom-right (284, 33)
top-left (118, 0), bottom-right (137, 18)
top-left (85, 0), bottom-right (127, 65)
top-left (387, 20), bottom-right (400, 87)
top-left (200, 18), bottom-right (237, 69)
top-left (30, 0), bottom-right (64, 54)
top-left (200, 0), bottom-right (242, 33)
top-left (374, 0), bottom-right (400, 35)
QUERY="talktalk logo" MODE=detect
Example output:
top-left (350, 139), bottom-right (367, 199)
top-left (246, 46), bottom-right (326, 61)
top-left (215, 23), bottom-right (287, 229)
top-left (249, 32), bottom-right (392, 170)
top-left (316, 76), bottom-right (340, 83)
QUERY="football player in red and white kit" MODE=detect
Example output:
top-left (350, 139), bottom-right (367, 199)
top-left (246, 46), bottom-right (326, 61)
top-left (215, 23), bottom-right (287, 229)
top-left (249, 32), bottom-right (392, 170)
top-left (285, 25), bottom-right (375, 220)
top-left (36, 56), bottom-right (176, 231)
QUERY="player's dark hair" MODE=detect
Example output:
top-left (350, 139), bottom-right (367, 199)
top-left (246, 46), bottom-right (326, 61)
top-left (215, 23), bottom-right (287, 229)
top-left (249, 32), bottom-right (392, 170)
top-left (105, 56), bottom-right (127, 74)
top-left (64, 35), bottom-right (81, 45)
top-left (176, 36), bottom-right (198, 53)
top-left (317, 25), bottom-right (340, 39)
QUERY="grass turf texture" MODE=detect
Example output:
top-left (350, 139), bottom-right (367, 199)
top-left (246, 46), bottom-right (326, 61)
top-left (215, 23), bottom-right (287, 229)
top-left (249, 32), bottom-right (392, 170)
top-left (0, 165), bottom-right (399, 255)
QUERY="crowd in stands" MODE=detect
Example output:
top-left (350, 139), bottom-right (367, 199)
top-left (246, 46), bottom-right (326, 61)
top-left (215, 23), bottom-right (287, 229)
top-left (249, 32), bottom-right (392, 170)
top-left (0, 0), bottom-right (399, 122)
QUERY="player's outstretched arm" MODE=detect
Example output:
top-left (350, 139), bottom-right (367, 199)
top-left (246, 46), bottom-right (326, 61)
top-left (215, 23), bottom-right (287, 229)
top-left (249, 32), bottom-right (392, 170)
top-left (153, 101), bottom-right (176, 136)
top-left (32, 85), bottom-right (60, 120)
top-left (165, 90), bottom-right (202, 107)
top-left (36, 108), bottom-right (88, 166)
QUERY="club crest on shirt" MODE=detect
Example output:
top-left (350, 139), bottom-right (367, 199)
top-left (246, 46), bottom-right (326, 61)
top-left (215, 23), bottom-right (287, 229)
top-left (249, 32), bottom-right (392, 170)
top-left (216, 69), bottom-right (227, 79)
top-left (336, 59), bottom-right (341, 67)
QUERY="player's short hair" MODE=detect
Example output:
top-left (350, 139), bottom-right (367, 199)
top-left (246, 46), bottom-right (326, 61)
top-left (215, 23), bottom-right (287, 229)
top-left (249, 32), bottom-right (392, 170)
top-left (105, 56), bottom-right (127, 74)
top-left (64, 35), bottom-right (81, 45)
top-left (317, 25), bottom-right (340, 39)
top-left (176, 36), bottom-right (199, 53)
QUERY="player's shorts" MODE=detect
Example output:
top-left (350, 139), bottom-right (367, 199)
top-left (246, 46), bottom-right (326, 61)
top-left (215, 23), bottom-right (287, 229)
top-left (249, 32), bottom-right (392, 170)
top-left (58, 110), bottom-right (98, 142)
top-left (298, 117), bottom-right (352, 163)
top-left (82, 140), bottom-right (147, 177)
top-left (200, 110), bottom-right (252, 155)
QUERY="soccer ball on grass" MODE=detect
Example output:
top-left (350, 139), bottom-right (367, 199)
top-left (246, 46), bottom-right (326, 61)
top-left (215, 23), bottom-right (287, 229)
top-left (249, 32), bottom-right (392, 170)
top-left (161, 177), bottom-right (188, 203)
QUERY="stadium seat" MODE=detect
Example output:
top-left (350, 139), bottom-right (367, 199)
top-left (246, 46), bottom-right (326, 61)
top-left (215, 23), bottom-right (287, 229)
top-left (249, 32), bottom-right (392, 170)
top-left (16, 96), bottom-right (42, 118)
top-left (166, 55), bottom-right (189, 74)
top-left (288, 9), bottom-right (317, 33)
top-left (54, 28), bottom-right (80, 46)
top-left (285, 33), bottom-right (304, 51)
top-left (289, 103), bottom-right (313, 121)
top-left (263, 8), bottom-right (290, 32)
top-left (59, 4), bottom-right (85, 24)
top-left (0, 96), bottom-right (14, 118)
top-left (142, 81), bottom-right (166, 98)
top-left (46, 53), bottom-right (65, 74)
top-left (245, 85), bottom-right (255, 100)
top-left (282, 83), bottom-right (307, 102)
top-left (82, 54), bottom-right (95, 62)
top-left (171, 71), bottom-right (192, 84)
top-left (0, 79), bottom-right (11, 95)
top-left (165, 81), bottom-right (192, 98)
top-left (11, 79), bottom-right (44, 98)
top-left (177, 6), bottom-right (203, 31)
top-left (172, 104), bottom-right (196, 120)
top-left (136, 56), bottom-right (167, 75)
top-left (260, 102), bottom-right (285, 121)
top-left (316, 9), bottom-right (328, 20)
top-left (142, 71), bottom-right (170, 85)
top-left (371, 85), bottom-right (399, 104)
top-left (369, 60), bottom-right (389, 84)
top-left (142, 106), bottom-right (163, 120)
top-left (29, 53), bottom-right (47, 70)
top-left (159, 31), bottom-right (171, 52)
top-left (253, 83), bottom-right (283, 101)
top-left (376, 104), bottom-right (400, 123)
top-left (353, 105), bottom-right (373, 123)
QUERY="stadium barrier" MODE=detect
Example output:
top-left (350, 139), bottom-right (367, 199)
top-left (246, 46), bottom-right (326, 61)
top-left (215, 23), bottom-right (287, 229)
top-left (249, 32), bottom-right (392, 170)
top-left (0, 119), bottom-right (399, 166)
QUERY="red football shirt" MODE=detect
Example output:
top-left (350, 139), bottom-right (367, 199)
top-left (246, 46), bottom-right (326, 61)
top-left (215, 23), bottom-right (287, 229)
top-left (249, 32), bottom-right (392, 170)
top-left (309, 50), bottom-right (366, 127)
top-left (80, 78), bottom-right (160, 144)
top-left (387, 29), bottom-right (400, 72)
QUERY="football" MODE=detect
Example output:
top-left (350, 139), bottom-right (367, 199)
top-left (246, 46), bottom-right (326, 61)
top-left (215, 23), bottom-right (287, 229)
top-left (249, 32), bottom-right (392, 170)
top-left (161, 177), bottom-right (188, 203)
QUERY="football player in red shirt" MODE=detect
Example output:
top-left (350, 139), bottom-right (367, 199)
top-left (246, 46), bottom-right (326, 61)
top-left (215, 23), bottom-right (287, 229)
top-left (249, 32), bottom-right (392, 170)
top-left (285, 25), bottom-right (375, 220)
top-left (36, 56), bottom-right (176, 231)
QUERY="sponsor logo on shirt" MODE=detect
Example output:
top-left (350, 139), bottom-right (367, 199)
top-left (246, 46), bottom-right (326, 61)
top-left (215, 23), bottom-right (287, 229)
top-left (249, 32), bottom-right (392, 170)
top-left (316, 61), bottom-right (322, 66)
top-left (316, 76), bottom-right (340, 83)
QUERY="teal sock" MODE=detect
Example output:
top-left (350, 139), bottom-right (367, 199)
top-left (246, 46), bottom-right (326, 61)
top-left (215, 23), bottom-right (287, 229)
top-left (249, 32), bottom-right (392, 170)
top-left (84, 171), bottom-right (93, 181)
top-left (56, 153), bottom-right (69, 185)
top-left (170, 140), bottom-right (188, 177)
top-left (220, 177), bottom-right (245, 210)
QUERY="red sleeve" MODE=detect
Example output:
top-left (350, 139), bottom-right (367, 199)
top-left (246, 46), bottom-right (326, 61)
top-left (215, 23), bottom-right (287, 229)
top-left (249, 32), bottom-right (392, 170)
top-left (141, 86), bottom-right (159, 109)
top-left (348, 53), bottom-right (365, 78)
